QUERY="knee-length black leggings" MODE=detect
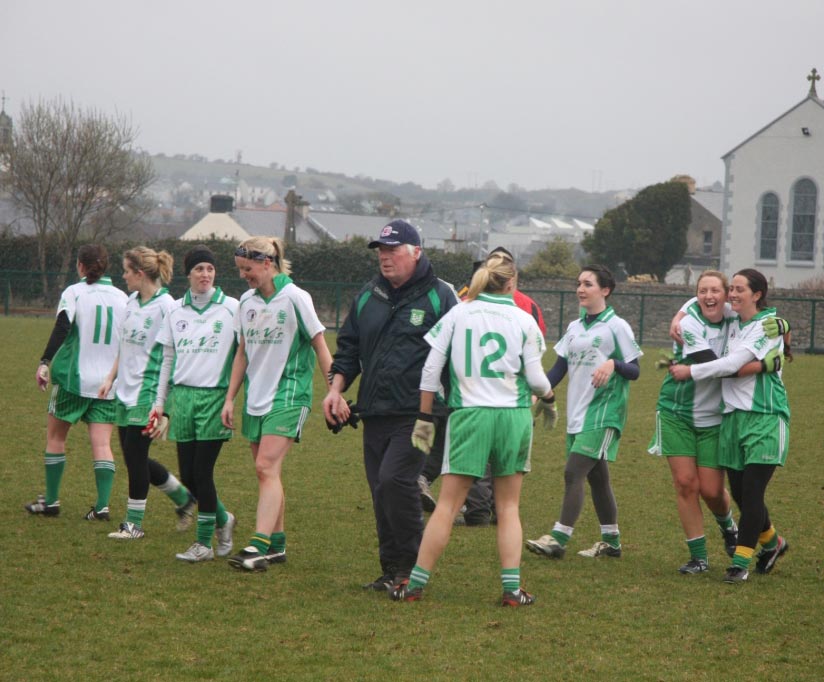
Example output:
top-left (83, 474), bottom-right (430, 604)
top-left (176, 440), bottom-right (224, 514)
top-left (118, 426), bottom-right (174, 499)
top-left (725, 464), bottom-right (775, 549)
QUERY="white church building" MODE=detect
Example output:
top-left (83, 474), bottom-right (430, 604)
top-left (721, 69), bottom-right (824, 287)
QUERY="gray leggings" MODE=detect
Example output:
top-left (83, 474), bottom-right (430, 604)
top-left (558, 453), bottom-right (618, 528)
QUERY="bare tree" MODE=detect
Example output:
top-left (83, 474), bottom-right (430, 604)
top-left (1, 98), bottom-right (154, 296)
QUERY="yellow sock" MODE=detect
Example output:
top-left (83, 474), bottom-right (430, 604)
top-left (758, 526), bottom-right (777, 547)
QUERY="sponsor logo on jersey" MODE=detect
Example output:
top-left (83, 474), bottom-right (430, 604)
top-left (410, 309), bottom-right (425, 326)
top-left (277, 310), bottom-right (287, 324)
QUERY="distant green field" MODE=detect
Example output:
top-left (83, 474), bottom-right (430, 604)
top-left (1, 318), bottom-right (822, 681)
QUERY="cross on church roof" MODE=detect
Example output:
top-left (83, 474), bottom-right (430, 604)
top-left (808, 68), bottom-right (820, 97)
top-left (0, 91), bottom-right (7, 113)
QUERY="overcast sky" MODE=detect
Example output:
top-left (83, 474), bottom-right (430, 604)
top-left (3, 0), bottom-right (823, 192)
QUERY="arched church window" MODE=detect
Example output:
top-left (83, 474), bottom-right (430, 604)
top-left (790, 178), bottom-right (817, 262)
top-left (758, 192), bottom-right (779, 260)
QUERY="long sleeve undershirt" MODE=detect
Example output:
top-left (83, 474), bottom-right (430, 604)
top-left (40, 311), bottom-right (71, 362)
top-left (690, 347), bottom-right (756, 381)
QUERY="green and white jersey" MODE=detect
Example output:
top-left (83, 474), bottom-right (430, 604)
top-left (115, 288), bottom-right (174, 408)
top-left (423, 293), bottom-right (547, 408)
top-left (51, 277), bottom-right (128, 398)
top-left (156, 287), bottom-right (239, 389)
top-left (555, 306), bottom-right (642, 434)
top-left (692, 307), bottom-right (790, 420)
top-left (236, 273), bottom-right (325, 416)
top-left (656, 301), bottom-right (728, 427)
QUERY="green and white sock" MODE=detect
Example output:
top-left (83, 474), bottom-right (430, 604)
top-left (93, 460), bottom-right (116, 511)
top-left (501, 568), bottom-right (520, 593)
top-left (408, 565), bottom-right (431, 591)
top-left (126, 498), bottom-right (147, 527)
top-left (714, 511), bottom-right (737, 532)
top-left (44, 452), bottom-right (66, 505)
top-left (601, 524), bottom-right (620, 549)
top-left (686, 535), bottom-right (708, 561)
top-left (551, 523), bottom-right (573, 546)
top-left (197, 512), bottom-right (216, 548)
top-left (157, 473), bottom-right (190, 506)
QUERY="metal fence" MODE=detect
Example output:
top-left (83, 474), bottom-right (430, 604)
top-left (3, 270), bottom-right (823, 352)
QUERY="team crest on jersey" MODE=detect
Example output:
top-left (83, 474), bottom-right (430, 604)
top-left (754, 335), bottom-right (767, 351)
top-left (592, 336), bottom-right (602, 348)
top-left (143, 316), bottom-right (153, 330)
top-left (682, 330), bottom-right (696, 347)
top-left (429, 321), bottom-right (443, 337)
top-left (246, 309), bottom-right (257, 322)
top-left (213, 321), bottom-right (223, 334)
top-left (410, 309), bottom-right (425, 326)
top-left (277, 310), bottom-right (287, 324)
top-left (175, 320), bottom-right (188, 333)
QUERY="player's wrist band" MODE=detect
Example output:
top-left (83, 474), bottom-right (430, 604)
top-left (540, 395), bottom-right (555, 404)
top-left (416, 412), bottom-right (434, 422)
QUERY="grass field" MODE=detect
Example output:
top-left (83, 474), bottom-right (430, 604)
top-left (1, 317), bottom-right (822, 681)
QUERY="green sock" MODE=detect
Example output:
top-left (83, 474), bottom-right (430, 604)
top-left (249, 532), bottom-right (270, 554)
top-left (197, 512), bottom-right (216, 548)
top-left (686, 535), bottom-right (708, 561)
top-left (215, 498), bottom-right (229, 527)
top-left (269, 531), bottom-right (286, 554)
top-left (550, 529), bottom-right (571, 546)
top-left (93, 460), bottom-right (116, 511)
top-left (44, 452), bottom-right (66, 505)
top-left (501, 568), bottom-right (520, 593)
top-left (125, 498), bottom-right (146, 527)
top-left (408, 565), bottom-right (431, 591)
top-left (714, 511), bottom-right (736, 531)
top-left (602, 532), bottom-right (621, 549)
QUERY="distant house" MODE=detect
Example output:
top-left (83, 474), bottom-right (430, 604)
top-left (720, 69), bottom-right (824, 287)
top-left (180, 195), bottom-right (250, 241)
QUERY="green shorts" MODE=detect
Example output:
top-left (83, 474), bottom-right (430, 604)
top-left (566, 428), bottom-right (621, 462)
top-left (242, 405), bottom-right (310, 444)
top-left (648, 410), bottom-right (722, 468)
top-left (49, 385), bottom-right (115, 424)
top-left (169, 386), bottom-right (232, 442)
top-left (718, 410), bottom-right (789, 470)
top-left (442, 407), bottom-right (533, 478)
top-left (115, 400), bottom-right (152, 428)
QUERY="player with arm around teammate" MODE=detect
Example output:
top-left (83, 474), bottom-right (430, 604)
top-left (152, 245), bottom-right (239, 562)
top-left (391, 252), bottom-right (554, 606)
top-left (25, 244), bottom-right (126, 521)
top-left (220, 236), bottom-right (341, 572)
top-left (669, 269), bottom-right (790, 583)
top-left (526, 264), bottom-right (642, 561)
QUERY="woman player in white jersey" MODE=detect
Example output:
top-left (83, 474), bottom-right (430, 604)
top-left (221, 236), bottom-right (342, 572)
top-left (26, 244), bottom-right (127, 521)
top-left (391, 252), bottom-right (553, 606)
top-left (99, 247), bottom-right (195, 540)
top-left (526, 264), bottom-right (642, 561)
top-left (669, 268), bottom-right (790, 583)
top-left (152, 245), bottom-right (239, 562)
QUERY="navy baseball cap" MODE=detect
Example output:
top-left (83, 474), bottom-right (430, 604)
top-left (368, 219), bottom-right (421, 248)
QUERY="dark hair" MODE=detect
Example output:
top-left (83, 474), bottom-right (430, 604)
top-left (734, 268), bottom-right (768, 309)
top-left (77, 244), bottom-right (109, 285)
top-left (579, 264), bottom-right (616, 297)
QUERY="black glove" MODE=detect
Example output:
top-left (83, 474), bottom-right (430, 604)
top-left (326, 400), bottom-right (360, 434)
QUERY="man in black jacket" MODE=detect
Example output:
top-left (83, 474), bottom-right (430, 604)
top-left (323, 219), bottom-right (458, 591)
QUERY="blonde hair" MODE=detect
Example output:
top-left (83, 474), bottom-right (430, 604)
top-left (236, 236), bottom-right (291, 276)
top-left (466, 253), bottom-right (517, 301)
top-left (124, 246), bottom-right (173, 285)
top-left (696, 269), bottom-right (728, 294)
